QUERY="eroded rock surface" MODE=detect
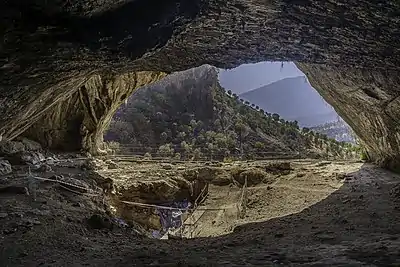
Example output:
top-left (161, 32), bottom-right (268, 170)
top-left (1, 1), bottom-right (400, 167)
top-left (298, 63), bottom-right (400, 170)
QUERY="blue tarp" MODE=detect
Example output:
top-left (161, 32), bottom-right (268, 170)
top-left (155, 199), bottom-right (191, 236)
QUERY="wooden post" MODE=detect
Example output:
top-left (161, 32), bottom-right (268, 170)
top-left (180, 215), bottom-right (183, 237)
top-left (242, 177), bottom-right (247, 218)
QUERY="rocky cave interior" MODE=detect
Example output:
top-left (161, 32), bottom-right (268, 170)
top-left (1, 0), bottom-right (400, 265)
top-left (1, 0), bottom-right (399, 171)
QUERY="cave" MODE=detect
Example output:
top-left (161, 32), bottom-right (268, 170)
top-left (0, 1), bottom-right (399, 171)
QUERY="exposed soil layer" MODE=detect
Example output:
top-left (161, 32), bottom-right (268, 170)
top-left (1, 157), bottom-right (400, 266)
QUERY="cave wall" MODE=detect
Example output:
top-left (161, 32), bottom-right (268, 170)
top-left (1, 0), bottom-right (400, 165)
top-left (297, 63), bottom-right (400, 171)
top-left (24, 71), bottom-right (165, 154)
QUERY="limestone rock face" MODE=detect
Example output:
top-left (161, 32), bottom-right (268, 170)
top-left (22, 71), bottom-right (165, 154)
top-left (297, 63), bottom-right (400, 171)
top-left (1, 1), bottom-right (400, 167)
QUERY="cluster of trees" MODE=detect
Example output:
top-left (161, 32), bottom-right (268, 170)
top-left (105, 66), bottom-right (360, 161)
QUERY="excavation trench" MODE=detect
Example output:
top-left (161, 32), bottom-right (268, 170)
top-left (108, 172), bottom-right (210, 239)
top-left (98, 161), bottom-right (293, 238)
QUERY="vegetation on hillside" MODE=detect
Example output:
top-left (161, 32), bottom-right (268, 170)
top-left (310, 120), bottom-right (356, 143)
top-left (105, 66), bottom-right (360, 161)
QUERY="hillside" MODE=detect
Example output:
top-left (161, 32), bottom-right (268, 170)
top-left (239, 77), bottom-right (338, 127)
top-left (311, 119), bottom-right (356, 143)
top-left (105, 66), bottom-right (358, 160)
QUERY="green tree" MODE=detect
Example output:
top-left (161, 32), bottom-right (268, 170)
top-left (180, 141), bottom-right (191, 159)
top-left (255, 141), bottom-right (265, 150)
top-left (293, 120), bottom-right (299, 129)
top-left (235, 122), bottom-right (249, 158)
top-left (158, 144), bottom-right (174, 157)
top-left (272, 113), bottom-right (280, 122)
top-left (192, 148), bottom-right (202, 160)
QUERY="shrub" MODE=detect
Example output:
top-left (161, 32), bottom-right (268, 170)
top-left (158, 144), bottom-right (174, 157)
top-left (360, 150), bottom-right (369, 161)
top-left (223, 156), bottom-right (235, 163)
top-left (105, 141), bottom-right (120, 154)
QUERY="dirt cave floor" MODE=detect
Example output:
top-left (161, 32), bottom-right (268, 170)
top-left (1, 157), bottom-right (400, 266)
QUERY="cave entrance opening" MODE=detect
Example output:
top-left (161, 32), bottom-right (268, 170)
top-left (99, 61), bottom-right (364, 239)
top-left (104, 61), bottom-right (360, 162)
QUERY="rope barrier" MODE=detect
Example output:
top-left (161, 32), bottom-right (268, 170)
top-left (121, 200), bottom-right (225, 211)
top-left (26, 172), bottom-right (103, 197)
top-left (57, 183), bottom-right (102, 197)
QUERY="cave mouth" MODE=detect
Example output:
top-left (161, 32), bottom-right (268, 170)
top-left (96, 61), bottom-right (365, 240)
top-left (104, 61), bottom-right (360, 161)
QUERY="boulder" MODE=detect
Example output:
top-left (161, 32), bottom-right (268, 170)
top-left (5, 151), bottom-right (45, 165)
top-left (182, 167), bottom-right (218, 182)
top-left (234, 168), bottom-right (266, 186)
top-left (265, 162), bottom-right (292, 175)
top-left (105, 160), bottom-right (119, 170)
top-left (82, 158), bottom-right (106, 171)
top-left (0, 141), bottom-right (25, 155)
top-left (88, 171), bottom-right (114, 194)
top-left (212, 171), bottom-right (233, 186)
top-left (0, 160), bottom-right (12, 175)
top-left (0, 138), bottom-right (42, 157)
top-left (19, 138), bottom-right (42, 151)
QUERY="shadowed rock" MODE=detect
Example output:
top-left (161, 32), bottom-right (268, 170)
top-left (0, 1), bottom-right (399, 169)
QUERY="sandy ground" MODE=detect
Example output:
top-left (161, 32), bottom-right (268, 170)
top-left (1, 158), bottom-right (400, 266)
top-left (190, 160), bottom-right (362, 238)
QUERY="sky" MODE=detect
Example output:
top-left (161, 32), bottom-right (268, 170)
top-left (218, 61), bottom-right (305, 94)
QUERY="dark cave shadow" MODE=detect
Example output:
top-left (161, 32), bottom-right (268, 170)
top-left (133, 163), bottom-right (400, 266)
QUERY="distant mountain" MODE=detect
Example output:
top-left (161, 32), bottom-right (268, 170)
top-left (239, 77), bottom-right (338, 127)
top-left (218, 62), bottom-right (304, 95)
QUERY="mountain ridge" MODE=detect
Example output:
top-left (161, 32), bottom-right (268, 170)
top-left (239, 76), bottom-right (305, 95)
top-left (238, 76), bottom-right (338, 127)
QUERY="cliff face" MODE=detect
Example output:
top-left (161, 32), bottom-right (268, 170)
top-left (0, 1), bottom-right (399, 168)
top-left (297, 63), bottom-right (400, 171)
